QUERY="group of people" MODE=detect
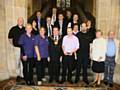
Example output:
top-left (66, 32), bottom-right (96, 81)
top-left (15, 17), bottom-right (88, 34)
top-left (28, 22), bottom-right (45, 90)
top-left (8, 8), bottom-right (119, 88)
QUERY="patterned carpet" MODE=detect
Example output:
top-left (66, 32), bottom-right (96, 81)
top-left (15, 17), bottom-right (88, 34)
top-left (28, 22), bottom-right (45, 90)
top-left (1, 78), bottom-right (120, 90)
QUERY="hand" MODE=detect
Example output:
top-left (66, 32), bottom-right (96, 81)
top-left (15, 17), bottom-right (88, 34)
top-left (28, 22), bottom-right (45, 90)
top-left (64, 51), bottom-right (67, 56)
top-left (99, 56), bottom-right (102, 60)
top-left (22, 56), bottom-right (27, 61)
top-left (48, 57), bottom-right (50, 62)
top-left (37, 56), bottom-right (41, 61)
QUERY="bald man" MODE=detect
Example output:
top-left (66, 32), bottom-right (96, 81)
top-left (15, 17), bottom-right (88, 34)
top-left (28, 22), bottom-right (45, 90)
top-left (104, 31), bottom-right (120, 87)
top-left (8, 17), bottom-right (25, 80)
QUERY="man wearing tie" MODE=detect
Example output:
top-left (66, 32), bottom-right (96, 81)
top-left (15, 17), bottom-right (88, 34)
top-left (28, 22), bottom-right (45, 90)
top-left (45, 17), bottom-right (53, 37)
top-left (48, 27), bottom-right (63, 83)
top-left (54, 13), bottom-right (67, 36)
top-left (34, 11), bottom-right (45, 30)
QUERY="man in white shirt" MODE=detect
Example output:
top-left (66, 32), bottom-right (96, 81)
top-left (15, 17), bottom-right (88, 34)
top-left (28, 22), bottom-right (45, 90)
top-left (61, 28), bottom-right (79, 84)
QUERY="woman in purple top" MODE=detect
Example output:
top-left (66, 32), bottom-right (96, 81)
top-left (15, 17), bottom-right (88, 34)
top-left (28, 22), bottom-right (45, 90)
top-left (34, 27), bottom-right (49, 85)
top-left (19, 24), bottom-right (35, 85)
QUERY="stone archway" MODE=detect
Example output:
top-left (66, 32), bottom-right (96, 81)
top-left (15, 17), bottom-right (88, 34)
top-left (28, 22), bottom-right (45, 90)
top-left (0, 0), bottom-right (120, 85)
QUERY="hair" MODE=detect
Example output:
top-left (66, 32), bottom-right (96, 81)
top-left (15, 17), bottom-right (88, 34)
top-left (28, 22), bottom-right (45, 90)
top-left (53, 26), bottom-right (59, 30)
top-left (96, 29), bottom-right (103, 35)
top-left (108, 30), bottom-right (115, 35)
top-left (39, 27), bottom-right (45, 31)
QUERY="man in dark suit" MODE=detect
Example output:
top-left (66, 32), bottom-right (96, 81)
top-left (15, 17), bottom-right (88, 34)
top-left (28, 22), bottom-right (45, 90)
top-left (44, 17), bottom-right (54, 36)
top-left (34, 11), bottom-right (45, 30)
top-left (48, 27), bottom-right (63, 83)
top-left (54, 13), bottom-right (67, 36)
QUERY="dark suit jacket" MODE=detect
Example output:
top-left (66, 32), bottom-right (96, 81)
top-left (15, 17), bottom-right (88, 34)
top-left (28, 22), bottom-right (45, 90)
top-left (34, 17), bottom-right (45, 30)
top-left (44, 23), bottom-right (54, 36)
top-left (54, 20), bottom-right (67, 36)
top-left (48, 35), bottom-right (63, 58)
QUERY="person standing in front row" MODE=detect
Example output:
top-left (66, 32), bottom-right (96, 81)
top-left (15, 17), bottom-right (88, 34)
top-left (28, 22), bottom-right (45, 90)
top-left (75, 23), bottom-right (90, 84)
top-left (91, 30), bottom-right (107, 86)
top-left (34, 27), bottom-right (49, 85)
top-left (61, 28), bottom-right (79, 84)
top-left (48, 27), bottom-right (62, 83)
top-left (104, 31), bottom-right (120, 87)
top-left (19, 24), bottom-right (35, 85)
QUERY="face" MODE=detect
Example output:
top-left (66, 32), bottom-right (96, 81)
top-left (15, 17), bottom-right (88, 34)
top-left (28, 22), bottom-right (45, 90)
top-left (73, 25), bottom-right (78, 32)
top-left (52, 8), bottom-right (57, 14)
top-left (81, 23), bottom-right (87, 32)
top-left (53, 28), bottom-right (59, 36)
top-left (73, 14), bottom-right (78, 21)
top-left (58, 14), bottom-right (64, 20)
top-left (46, 17), bottom-right (51, 25)
top-left (108, 31), bottom-right (115, 39)
top-left (32, 20), bottom-right (36, 27)
top-left (26, 24), bottom-right (32, 33)
top-left (39, 28), bottom-right (45, 36)
top-left (67, 28), bottom-right (73, 36)
top-left (96, 31), bottom-right (102, 38)
top-left (36, 11), bottom-right (41, 18)
top-left (87, 20), bottom-right (91, 28)
top-left (17, 17), bottom-right (24, 26)
top-left (66, 11), bottom-right (72, 17)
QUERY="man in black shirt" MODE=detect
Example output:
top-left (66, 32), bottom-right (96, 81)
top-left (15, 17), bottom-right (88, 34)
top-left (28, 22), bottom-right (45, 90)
top-left (8, 17), bottom-right (25, 80)
top-left (75, 23), bottom-right (91, 85)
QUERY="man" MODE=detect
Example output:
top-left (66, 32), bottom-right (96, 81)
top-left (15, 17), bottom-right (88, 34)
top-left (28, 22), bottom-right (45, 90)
top-left (75, 23), bottom-right (91, 84)
top-left (54, 13), bottom-right (67, 36)
top-left (34, 11), bottom-right (45, 30)
top-left (61, 28), bottom-right (79, 84)
top-left (48, 27), bottom-right (62, 83)
top-left (104, 31), bottom-right (120, 87)
top-left (51, 8), bottom-right (58, 25)
top-left (8, 17), bottom-right (25, 80)
top-left (19, 24), bottom-right (35, 85)
top-left (65, 10), bottom-right (72, 25)
top-left (45, 17), bottom-right (53, 36)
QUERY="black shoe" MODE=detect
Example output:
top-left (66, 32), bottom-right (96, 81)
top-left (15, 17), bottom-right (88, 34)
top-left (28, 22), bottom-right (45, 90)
top-left (68, 80), bottom-right (73, 84)
top-left (30, 81), bottom-right (35, 85)
top-left (60, 79), bottom-right (65, 84)
top-left (75, 79), bottom-right (79, 83)
top-left (104, 81), bottom-right (108, 85)
top-left (49, 79), bottom-right (53, 83)
top-left (55, 79), bottom-right (60, 83)
top-left (84, 80), bottom-right (89, 85)
top-left (16, 76), bottom-right (21, 82)
top-left (109, 83), bottom-right (113, 87)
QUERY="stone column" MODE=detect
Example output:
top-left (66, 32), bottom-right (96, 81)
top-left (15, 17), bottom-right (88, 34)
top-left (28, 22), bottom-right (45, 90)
top-left (0, 0), bottom-right (27, 80)
top-left (96, 0), bottom-right (120, 84)
top-left (0, 0), bottom-right (10, 80)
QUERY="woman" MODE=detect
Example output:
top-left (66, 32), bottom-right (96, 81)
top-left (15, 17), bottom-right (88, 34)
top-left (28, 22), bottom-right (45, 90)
top-left (91, 30), bottom-right (107, 86)
top-left (34, 27), bottom-right (49, 85)
top-left (32, 20), bottom-right (39, 35)
top-left (19, 23), bottom-right (35, 85)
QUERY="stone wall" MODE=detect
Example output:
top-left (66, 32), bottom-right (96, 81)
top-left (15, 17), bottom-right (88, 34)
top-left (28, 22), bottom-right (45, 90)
top-left (0, 0), bottom-right (27, 80)
top-left (96, 0), bottom-right (120, 84)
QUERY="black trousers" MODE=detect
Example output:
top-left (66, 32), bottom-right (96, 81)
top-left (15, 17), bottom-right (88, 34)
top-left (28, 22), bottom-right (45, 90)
top-left (35, 58), bottom-right (48, 81)
top-left (22, 58), bottom-right (34, 83)
top-left (61, 55), bottom-right (74, 81)
top-left (49, 57), bottom-right (60, 81)
top-left (75, 54), bottom-right (88, 81)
